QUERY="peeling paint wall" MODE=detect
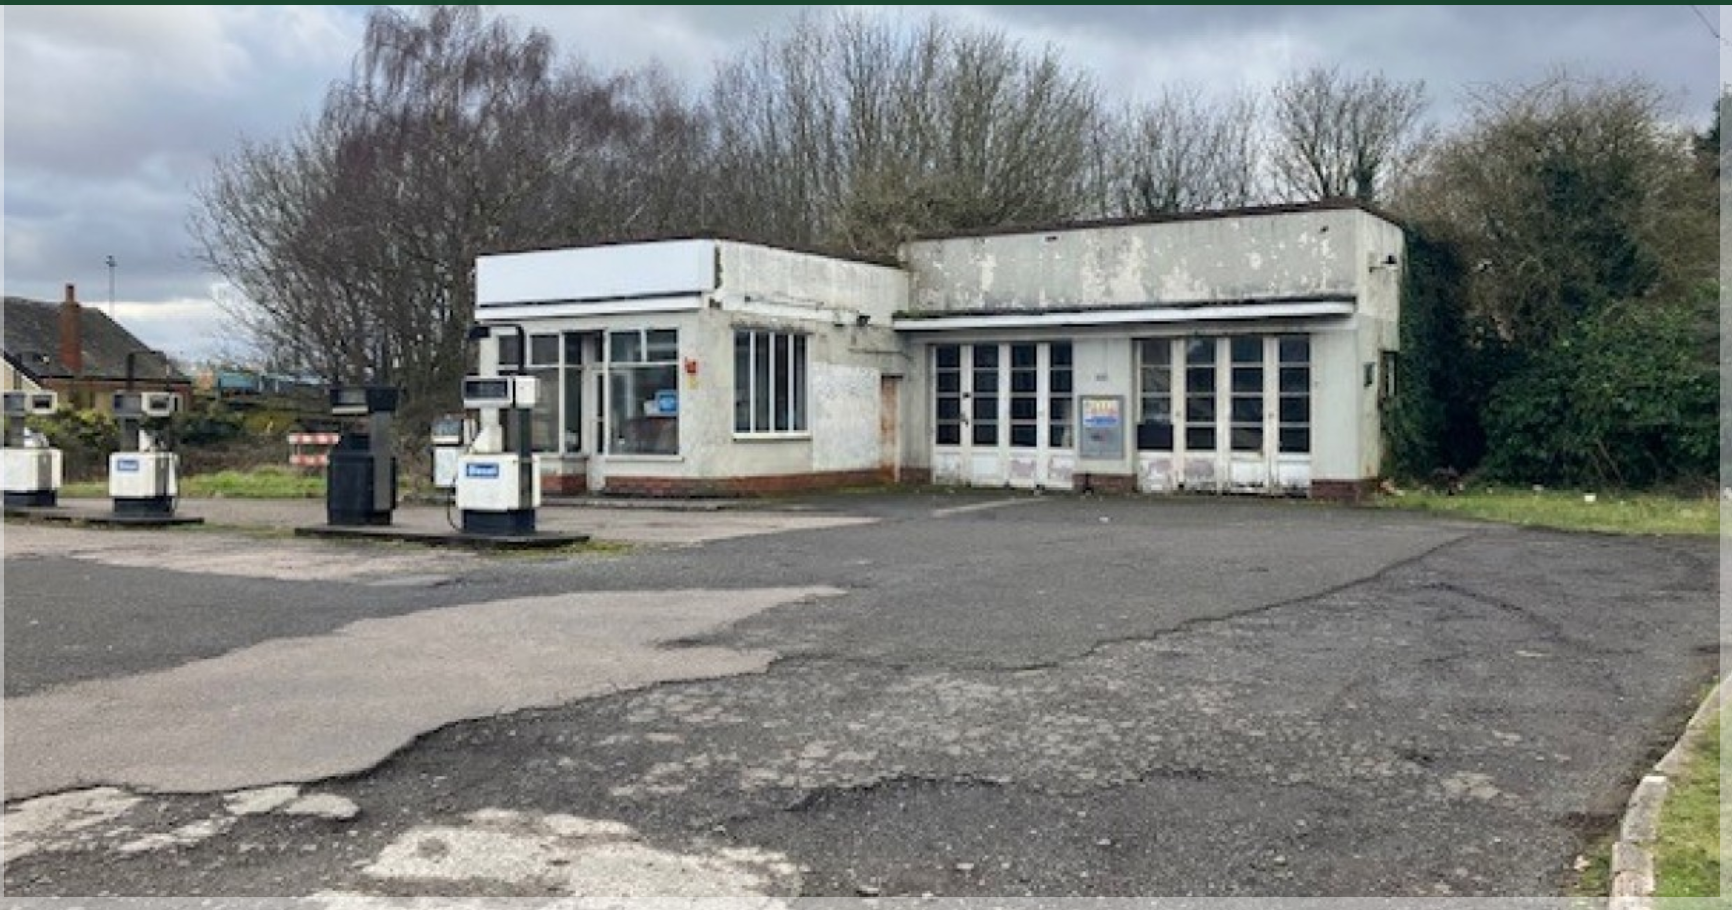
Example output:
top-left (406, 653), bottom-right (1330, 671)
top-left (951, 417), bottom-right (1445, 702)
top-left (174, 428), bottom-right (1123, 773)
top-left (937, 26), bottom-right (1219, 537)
top-left (720, 242), bottom-right (907, 327)
top-left (476, 207), bottom-right (1401, 493)
top-left (810, 362), bottom-right (882, 472)
top-left (905, 209), bottom-right (1363, 313)
top-left (1355, 216), bottom-right (1407, 477)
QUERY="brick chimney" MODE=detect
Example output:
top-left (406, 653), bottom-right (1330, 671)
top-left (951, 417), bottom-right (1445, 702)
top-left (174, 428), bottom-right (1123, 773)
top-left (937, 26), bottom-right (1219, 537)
top-left (59, 283), bottom-right (83, 375)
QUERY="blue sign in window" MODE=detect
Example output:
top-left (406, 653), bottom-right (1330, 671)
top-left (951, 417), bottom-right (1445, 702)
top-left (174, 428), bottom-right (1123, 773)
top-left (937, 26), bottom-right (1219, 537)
top-left (655, 389), bottom-right (679, 416)
top-left (115, 458), bottom-right (140, 472)
top-left (464, 462), bottom-right (501, 479)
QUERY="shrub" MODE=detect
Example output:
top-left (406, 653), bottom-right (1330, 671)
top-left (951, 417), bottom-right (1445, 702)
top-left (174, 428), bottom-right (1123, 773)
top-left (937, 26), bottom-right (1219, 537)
top-left (1479, 283), bottom-right (1718, 487)
top-left (27, 408), bottom-right (118, 481)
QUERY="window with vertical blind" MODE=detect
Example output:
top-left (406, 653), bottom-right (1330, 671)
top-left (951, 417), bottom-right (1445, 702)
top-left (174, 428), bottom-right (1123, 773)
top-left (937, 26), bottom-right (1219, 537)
top-left (733, 330), bottom-right (808, 435)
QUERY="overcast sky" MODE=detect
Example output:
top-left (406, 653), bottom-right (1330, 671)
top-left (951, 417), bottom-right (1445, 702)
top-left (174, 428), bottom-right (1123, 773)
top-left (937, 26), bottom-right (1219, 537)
top-left (2, 5), bottom-right (1722, 364)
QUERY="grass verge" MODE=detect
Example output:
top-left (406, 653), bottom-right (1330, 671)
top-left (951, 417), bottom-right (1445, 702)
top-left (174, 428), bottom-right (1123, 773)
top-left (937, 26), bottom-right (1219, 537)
top-left (61, 466), bottom-right (326, 499)
top-left (1375, 487), bottom-right (1719, 536)
top-left (1654, 712), bottom-right (1722, 897)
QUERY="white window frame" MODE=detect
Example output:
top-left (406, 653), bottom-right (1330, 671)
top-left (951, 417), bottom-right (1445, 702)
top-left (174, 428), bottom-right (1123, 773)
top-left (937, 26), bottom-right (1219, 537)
top-left (733, 329), bottom-right (809, 437)
top-left (604, 328), bottom-right (681, 457)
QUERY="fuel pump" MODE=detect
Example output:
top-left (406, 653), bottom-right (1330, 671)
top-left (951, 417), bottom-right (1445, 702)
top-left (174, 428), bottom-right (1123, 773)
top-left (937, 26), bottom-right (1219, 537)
top-left (110, 351), bottom-right (182, 518)
top-left (325, 386), bottom-right (400, 526)
top-left (456, 325), bottom-right (540, 535)
top-left (2, 390), bottom-right (62, 507)
top-left (429, 413), bottom-right (469, 493)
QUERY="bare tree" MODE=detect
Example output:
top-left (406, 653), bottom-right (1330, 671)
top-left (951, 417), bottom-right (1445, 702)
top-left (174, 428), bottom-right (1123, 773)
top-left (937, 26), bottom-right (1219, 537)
top-left (707, 10), bottom-right (1105, 259)
top-left (1112, 86), bottom-right (1263, 216)
top-left (191, 6), bottom-right (652, 426)
top-left (1269, 66), bottom-right (1428, 203)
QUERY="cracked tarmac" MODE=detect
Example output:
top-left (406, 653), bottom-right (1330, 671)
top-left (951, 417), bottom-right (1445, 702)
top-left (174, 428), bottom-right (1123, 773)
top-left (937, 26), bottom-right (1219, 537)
top-left (2, 492), bottom-right (1719, 897)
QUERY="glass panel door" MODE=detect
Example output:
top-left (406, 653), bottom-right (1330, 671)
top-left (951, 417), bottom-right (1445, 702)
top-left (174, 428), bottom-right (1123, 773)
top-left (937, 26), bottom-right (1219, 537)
top-left (1183, 338), bottom-right (1217, 453)
top-left (1278, 336), bottom-right (1311, 454)
top-left (1008, 343), bottom-right (1039, 448)
top-left (970, 344), bottom-right (999, 446)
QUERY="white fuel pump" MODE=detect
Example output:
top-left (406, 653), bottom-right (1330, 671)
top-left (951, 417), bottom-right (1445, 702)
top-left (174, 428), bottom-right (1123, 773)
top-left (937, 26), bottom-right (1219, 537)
top-left (2, 390), bottom-right (63, 507)
top-left (108, 350), bottom-right (185, 518)
top-left (455, 326), bottom-right (541, 535)
top-left (109, 389), bottom-right (181, 517)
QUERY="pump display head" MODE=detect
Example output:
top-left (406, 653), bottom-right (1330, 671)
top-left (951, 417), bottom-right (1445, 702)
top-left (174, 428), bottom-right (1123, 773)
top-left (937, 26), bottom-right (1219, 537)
top-left (3, 391), bottom-right (58, 418)
top-left (112, 390), bottom-right (180, 418)
top-left (461, 375), bottom-right (538, 411)
top-left (329, 386), bottom-right (401, 417)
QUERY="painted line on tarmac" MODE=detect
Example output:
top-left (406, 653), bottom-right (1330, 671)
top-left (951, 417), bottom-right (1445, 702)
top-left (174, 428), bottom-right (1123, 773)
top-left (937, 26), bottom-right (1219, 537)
top-left (930, 498), bottom-right (1037, 519)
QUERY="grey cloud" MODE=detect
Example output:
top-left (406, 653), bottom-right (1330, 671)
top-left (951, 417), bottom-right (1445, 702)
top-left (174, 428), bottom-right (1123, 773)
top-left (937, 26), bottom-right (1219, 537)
top-left (3, 5), bottom-right (1718, 364)
top-left (971, 5), bottom-right (1719, 122)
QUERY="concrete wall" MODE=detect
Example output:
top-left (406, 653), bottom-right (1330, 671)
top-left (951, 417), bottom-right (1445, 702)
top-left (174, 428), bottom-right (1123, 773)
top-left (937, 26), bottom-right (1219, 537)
top-left (898, 205), bottom-right (1403, 491)
top-left (1355, 215), bottom-right (1407, 477)
top-left (476, 206), bottom-right (1401, 496)
top-left (697, 242), bottom-right (907, 481)
top-left (904, 207), bottom-right (1364, 313)
top-left (719, 242), bottom-right (906, 328)
top-left (477, 238), bottom-right (908, 492)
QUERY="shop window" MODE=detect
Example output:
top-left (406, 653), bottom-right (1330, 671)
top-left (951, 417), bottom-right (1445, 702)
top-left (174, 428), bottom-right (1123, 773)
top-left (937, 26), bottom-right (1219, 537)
top-left (562, 333), bottom-right (586, 452)
top-left (607, 328), bottom-right (679, 455)
top-left (734, 330), bottom-right (808, 435)
top-left (528, 333), bottom-right (560, 452)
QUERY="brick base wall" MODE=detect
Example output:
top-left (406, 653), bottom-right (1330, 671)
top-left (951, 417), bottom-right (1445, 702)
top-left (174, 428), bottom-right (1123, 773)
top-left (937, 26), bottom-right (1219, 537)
top-left (1075, 473), bottom-right (1137, 494)
top-left (1309, 478), bottom-right (1379, 503)
top-left (571, 465), bottom-right (1380, 502)
top-left (540, 473), bottom-right (588, 496)
top-left (599, 468), bottom-right (892, 499)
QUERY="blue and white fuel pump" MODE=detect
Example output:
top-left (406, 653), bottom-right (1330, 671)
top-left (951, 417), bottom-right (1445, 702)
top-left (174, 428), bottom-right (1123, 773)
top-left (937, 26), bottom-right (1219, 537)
top-left (108, 348), bottom-right (182, 518)
top-left (109, 389), bottom-right (181, 518)
top-left (455, 325), bottom-right (541, 535)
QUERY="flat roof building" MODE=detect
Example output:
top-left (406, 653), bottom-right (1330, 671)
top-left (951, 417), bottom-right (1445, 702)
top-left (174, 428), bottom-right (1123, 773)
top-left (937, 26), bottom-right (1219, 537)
top-left (474, 199), bottom-right (1403, 501)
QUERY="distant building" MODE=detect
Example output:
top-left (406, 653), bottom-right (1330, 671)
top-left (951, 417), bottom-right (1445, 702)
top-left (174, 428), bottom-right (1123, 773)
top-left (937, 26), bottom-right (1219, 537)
top-left (3, 284), bottom-right (192, 412)
top-left (475, 198), bottom-right (1403, 501)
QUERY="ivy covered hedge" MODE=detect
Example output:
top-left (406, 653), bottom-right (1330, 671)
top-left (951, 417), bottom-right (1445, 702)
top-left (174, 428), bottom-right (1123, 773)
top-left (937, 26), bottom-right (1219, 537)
top-left (1385, 226), bottom-right (1718, 489)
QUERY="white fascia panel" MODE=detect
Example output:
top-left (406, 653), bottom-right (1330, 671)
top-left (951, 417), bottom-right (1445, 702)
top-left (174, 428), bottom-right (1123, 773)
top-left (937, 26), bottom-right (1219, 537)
top-left (891, 301), bottom-right (1354, 332)
top-left (476, 239), bottom-right (717, 308)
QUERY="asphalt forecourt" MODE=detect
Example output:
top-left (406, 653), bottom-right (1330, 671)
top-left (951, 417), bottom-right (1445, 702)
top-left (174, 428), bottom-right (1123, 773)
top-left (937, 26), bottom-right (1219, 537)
top-left (2, 492), bottom-right (1717, 897)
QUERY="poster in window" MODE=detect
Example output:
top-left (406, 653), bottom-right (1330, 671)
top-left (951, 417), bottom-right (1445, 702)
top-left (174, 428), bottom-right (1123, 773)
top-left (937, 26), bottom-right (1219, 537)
top-left (1078, 395), bottom-right (1124, 460)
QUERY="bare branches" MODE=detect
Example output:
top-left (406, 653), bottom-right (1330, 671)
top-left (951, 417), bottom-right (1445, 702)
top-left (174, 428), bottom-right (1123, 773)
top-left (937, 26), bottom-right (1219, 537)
top-left (191, 6), bottom-right (690, 423)
top-left (709, 10), bottom-right (1103, 259)
top-left (1113, 86), bottom-right (1262, 216)
top-left (1270, 66), bottom-right (1429, 203)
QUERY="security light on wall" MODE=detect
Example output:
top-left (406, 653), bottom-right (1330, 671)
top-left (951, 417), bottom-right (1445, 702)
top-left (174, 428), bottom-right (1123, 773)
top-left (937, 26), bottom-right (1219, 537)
top-left (1369, 253), bottom-right (1399, 271)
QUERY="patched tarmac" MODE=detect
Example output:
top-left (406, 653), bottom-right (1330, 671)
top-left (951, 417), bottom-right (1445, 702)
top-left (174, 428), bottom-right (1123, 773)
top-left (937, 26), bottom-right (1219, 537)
top-left (3, 492), bottom-right (1718, 897)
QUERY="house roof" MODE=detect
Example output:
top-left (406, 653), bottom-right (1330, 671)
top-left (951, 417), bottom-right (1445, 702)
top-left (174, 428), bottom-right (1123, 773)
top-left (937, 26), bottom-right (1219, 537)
top-left (3, 296), bottom-right (186, 382)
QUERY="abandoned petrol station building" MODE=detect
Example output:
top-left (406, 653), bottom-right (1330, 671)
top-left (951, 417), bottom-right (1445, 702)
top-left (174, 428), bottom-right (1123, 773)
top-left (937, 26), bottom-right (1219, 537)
top-left (474, 198), bottom-right (1404, 501)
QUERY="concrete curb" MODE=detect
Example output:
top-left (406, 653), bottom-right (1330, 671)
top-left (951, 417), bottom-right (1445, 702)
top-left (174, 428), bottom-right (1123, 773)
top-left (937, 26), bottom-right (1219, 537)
top-left (1606, 675), bottom-right (1725, 908)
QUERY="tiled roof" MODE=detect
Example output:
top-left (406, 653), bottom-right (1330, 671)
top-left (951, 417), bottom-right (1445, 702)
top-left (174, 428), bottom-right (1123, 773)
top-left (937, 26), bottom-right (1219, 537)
top-left (3, 296), bottom-right (185, 381)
